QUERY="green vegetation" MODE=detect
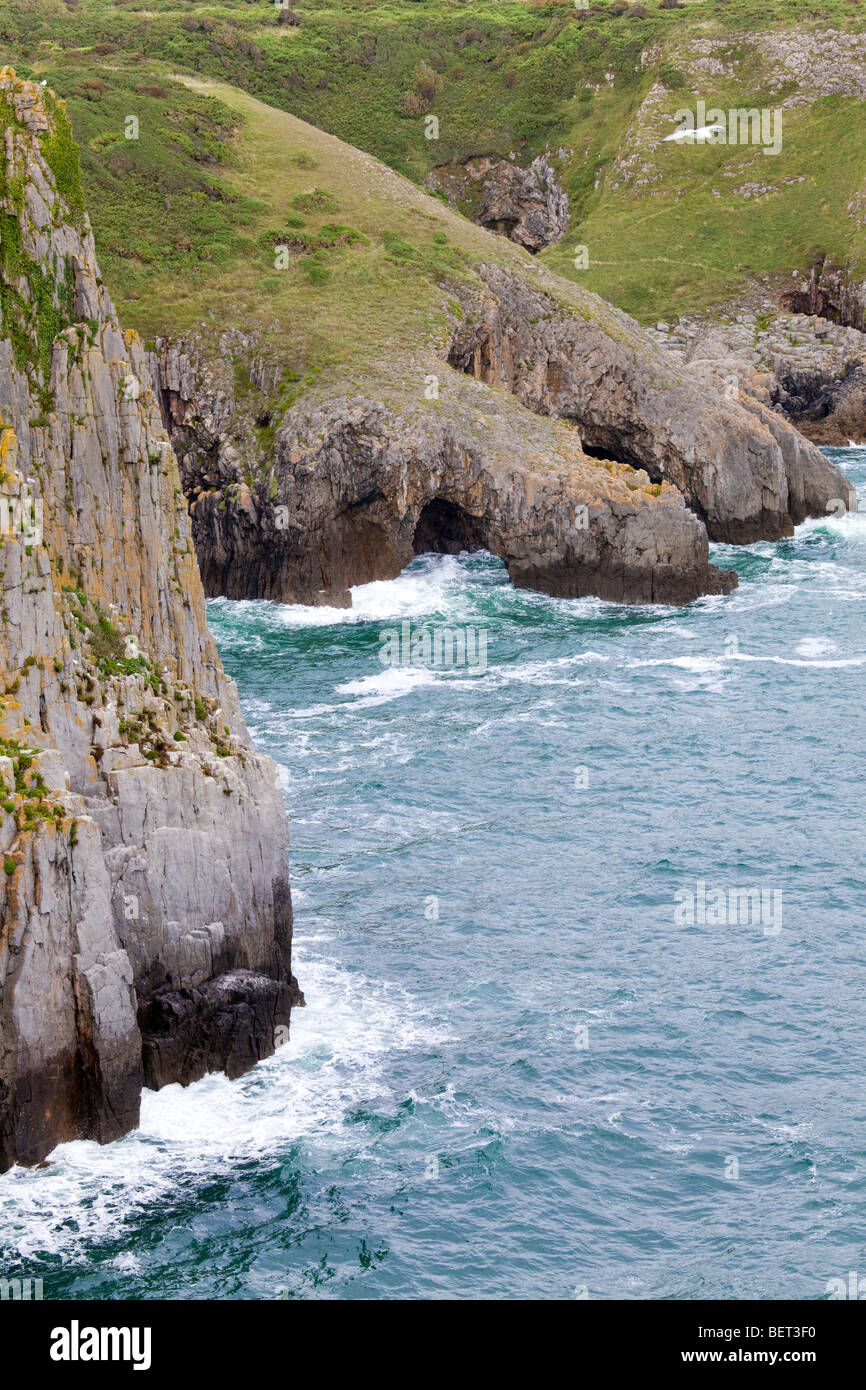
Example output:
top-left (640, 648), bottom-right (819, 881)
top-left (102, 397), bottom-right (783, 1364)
top-left (0, 735), bottom-right (67, 834)
top-left (1, 0), bottom-right (865, 329)
top-left (39, 92), bottom-right (86, 228)
top-left (544, 77), bottom-right (866, 321)
top-left (0, 92), bottom-right (79, 376)
top-left (61, 586), bottom-right (165, 690)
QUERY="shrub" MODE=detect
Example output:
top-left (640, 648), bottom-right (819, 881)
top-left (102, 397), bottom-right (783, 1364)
top-left (660, 63), bottom-right (687, 89)
top-left (78, 78), bottom-right (107, 99)
top-left (291, 188), bottom-right (337, 212)
top-left (299, 254), bottom-right (330, 285)
top-left (412, 61), bottom-right (442, 105)
top-left (400, 91), bottom-right (426, 118)
top-left (382, 231), bottom-right (416, 262)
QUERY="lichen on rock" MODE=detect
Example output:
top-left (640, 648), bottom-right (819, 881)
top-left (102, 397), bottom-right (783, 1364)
top-left (0, 68), bottom-right (300, 1174)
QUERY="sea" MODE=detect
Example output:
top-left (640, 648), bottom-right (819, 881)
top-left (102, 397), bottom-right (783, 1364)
top-left (1, 446), bottom-right (864, 1300)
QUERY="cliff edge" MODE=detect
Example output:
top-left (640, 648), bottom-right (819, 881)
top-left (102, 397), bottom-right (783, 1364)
top-left (0, 70), bottom-right (300, 1174)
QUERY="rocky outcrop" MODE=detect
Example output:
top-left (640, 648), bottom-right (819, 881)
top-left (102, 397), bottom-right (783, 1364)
top-left (177, 383), bottom-right (735, 606)
top-left (156, 323), bottom-right (740, 606)
top-left (777, 258), bottom-right (866, 333)
top-left (426, 155), bottom-right (568, 253)
top-left (649, 295), bottom-right (866, 446)
top-left (770, 363), bottom-right (866, 446)
top-left (0, 70), bottom-right (300, 1173)
top-left (152, 256), bottom-right (857, 610)
top-left (446, 267), bottom-right (856, 541)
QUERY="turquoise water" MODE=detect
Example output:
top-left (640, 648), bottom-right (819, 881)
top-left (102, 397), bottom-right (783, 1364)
top-left (2, 447), bottom-right (865, 1300)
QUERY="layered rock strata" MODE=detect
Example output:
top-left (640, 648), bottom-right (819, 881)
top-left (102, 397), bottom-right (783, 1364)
top-left (154, 264), bottom-right (854, 612)
top-left (0, 70), bottom-right (300, 1173)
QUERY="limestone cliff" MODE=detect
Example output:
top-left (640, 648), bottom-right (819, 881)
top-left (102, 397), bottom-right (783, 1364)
top-left (153, 264), bottom-right (855, 609)
top-left (0, 70), bottom-right (300, 1173)
top-left (446, 267), bottom-right (856, 544)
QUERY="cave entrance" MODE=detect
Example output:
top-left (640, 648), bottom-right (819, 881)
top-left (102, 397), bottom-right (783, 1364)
top-left (580, 441), bottom-right (631, 466)
top-left (578, 430), bottom-right (669, 488)
top-left (412, 499), bottom-right (487, 556)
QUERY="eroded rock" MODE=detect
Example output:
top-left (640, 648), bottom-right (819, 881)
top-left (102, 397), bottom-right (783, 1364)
top-left (447, 266), bottom-right (856, 541)
top-left (0, 69), bottom-right (300, 1173)
top-left (426, 154), bottom-right (568, 253)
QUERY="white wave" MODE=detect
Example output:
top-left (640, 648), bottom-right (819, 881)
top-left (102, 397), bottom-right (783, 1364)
top-left (632, 647), bottom-right (863, 676)
top-left (795, 637), bottom-right (838, 658)
top-left (0, 949), bottom-right (448, 1261)
top-left (479, 649), bottom-right (607, 688)
top-left (631, 655), bottom-right (722, 674)
top-left (336, 666), bottom-right (440, 705)
top-left (208, 556), bottom-right (480, 631)
top-left (733, 651), bottom-right (865, 669)
top-left (279, 556), bottom-right (478, 628)
top-left (699, 580), bottom-right (797, 615)
top-left (798, 507), bottom-right (866, 537)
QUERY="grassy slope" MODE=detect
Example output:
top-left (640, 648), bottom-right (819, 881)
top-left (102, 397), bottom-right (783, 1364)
top-left (120, 72), bottom-right (482, 365)
top-left (1, 0), bottom-right (865, 324)
top-left (542, 48), bottom-right (866, 320)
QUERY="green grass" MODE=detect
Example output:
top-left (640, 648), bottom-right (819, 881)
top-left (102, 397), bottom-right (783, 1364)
top-left (35, 71), bottom-right (500, 384)
top-left (2, 0), bottom-right (865, 330)
top-left (12, 62), bottom-right (264, 321)
top-left (0, 84), bottom-right (81, 378)
top-left (543, 92), bottom-right (866, 321)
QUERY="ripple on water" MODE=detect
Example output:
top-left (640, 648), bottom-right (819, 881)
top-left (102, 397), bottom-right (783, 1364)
top-left (5, 450), bottom-right (866, 1299)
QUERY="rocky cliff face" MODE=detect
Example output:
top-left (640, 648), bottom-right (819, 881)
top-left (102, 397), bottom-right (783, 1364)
top-left (0, 70), bottom-right (300, 1173)
top-left (152, 250), bottom-right (855, 612)
top-left (157, 327), bottom-right (737, 607)
top-left (446, 267), bottom-right (856, 543)
top-left (426, 155), bottom-right (569, 253)
top-left (648, 291), bottom-right (866, 447)
top-left (171, 374), bottom-right (735, 607)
